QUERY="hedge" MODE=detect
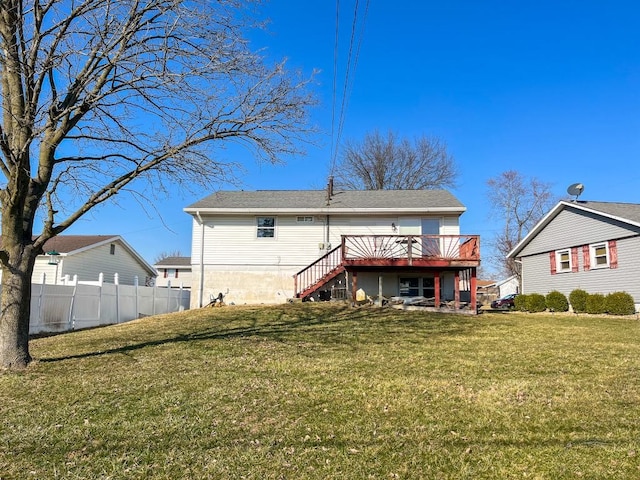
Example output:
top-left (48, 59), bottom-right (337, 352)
top-left (605, 292), bottom-right (636, 315)
top-left (545, 290), bottom-right (569, 312)
top-left (568, 289), bottom-right (588, 313)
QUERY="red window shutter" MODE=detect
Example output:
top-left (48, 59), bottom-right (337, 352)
top-left (571, 247), bottom-right (579, 272)
top-left (549, 251), bottom-right (557, 275)
top-left (163, 269), bottom-right (168, 278)
top-left (175, 269), bottom-right (179, 278)
top-left (608, 240), bottom-right (618, 269)
top-left (582, 245), bottom-right (590, 271)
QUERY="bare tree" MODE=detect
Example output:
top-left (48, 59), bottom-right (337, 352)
top-left (0, 0), bottom-right (315, 369)
top-left (154, 250), bottom-right (185, 264)
top-left (332, 130), bottom-right (458, 190)
top-left (486, 171), bottom-right (557, 277)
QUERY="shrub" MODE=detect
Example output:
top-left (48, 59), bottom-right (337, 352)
top-left (605, 292), bottom-right (636, 316)
top-left (569, 289), bottom-right (588, 313)
top-left (527, 293), bottom-right (547, 313)
top-left (545, 291), bottom-right (569, 312)
top-left (585, 293), bottom-right (606, 315)
top-left (514, 294), bottom-right (528, 312)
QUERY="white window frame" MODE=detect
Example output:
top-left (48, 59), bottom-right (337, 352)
top-left (256, 216), bottom-right (276, 239)
top-left (296, 216), bottom-right (314, 223)
top-left (555, 249), bottom-right (572, 272)
top-left (590, 242), bottom-right (609, 269)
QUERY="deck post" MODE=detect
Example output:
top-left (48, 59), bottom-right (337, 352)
top-left (470, 267), bottom-right (477, 312)
top-left (434, 272), bottom-right (441, 307)
top-left (352, 270), bottom-right (358, 304)
top-left (454, 270), bottom-right (460, 309)
top-left (378, 274), bottom-right (383, 307)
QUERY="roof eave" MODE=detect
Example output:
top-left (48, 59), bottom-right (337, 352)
top-left (184, 207), bottom-right (466, 215)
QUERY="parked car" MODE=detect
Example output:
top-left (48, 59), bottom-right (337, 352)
top-left (491, 293), bottom-right (518, 309)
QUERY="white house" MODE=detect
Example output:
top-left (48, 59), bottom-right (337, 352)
top-left (28, 235), bottom-right (156, 286)
top-left (184, 186), bottom-right (481, 310)
top-left (153, 256), bottom-right (192, 288)
top-left (507, 200), bottom-right (640, 310)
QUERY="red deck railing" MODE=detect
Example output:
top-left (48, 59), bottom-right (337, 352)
top-left (293, 235), bottom-right (480, 299)
top-left (342, 235), bottom-right (480, 264)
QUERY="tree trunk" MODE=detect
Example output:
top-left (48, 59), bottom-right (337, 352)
top-left (0, 244), bottom-right (37, 369)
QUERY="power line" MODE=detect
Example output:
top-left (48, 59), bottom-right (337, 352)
top-left (329, 0), bottom-right (370, 178)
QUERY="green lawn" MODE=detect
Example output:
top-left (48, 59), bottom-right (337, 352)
top-left (2, 304), bottom-right (639, 479)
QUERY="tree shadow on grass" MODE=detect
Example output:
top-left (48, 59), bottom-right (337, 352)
top-left (38, 304), bottom-right (486, 363)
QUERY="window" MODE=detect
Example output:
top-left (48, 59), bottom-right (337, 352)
top-left (399, 278), bottom-right (420, 296)
top-left (256, 217), bottom-right (276, 238)
top-left (590, 243), bottom-right (609, 268)
top-left (297, 216), bottom-right (314, 223)
top-left (110, 244), bottom-right (116, 255)
top-left (399, 277), bottom-right (436, 297)
top-left (556, 249), bottom-right (571, 272)
top-left (423, 278), bottom-right (435, 298)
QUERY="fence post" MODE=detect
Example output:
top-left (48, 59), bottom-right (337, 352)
top-left (98, 273), bottom-right (104, 323)
top-left (134, 276), bottom-right (139, 319)
top-left (114, 273), bottom-right (120, 324)
top-left (179, 283), bottom-right (184, 311)
top-left (68, 280), bottom-right (78, 330)
top-left (36, 273), bottom-right (46, 331)
top-left (152, 281), bottom-right (156, 315)
top-left (167, 280), bottom-right (172, 313)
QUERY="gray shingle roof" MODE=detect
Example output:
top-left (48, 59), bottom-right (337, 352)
top-left (575, 201), bottom-right (640, 224)
top-left (41, 235), bottom-right (119, 253)
top-left (154, 256), bottom-right (191, 267)
top-left (185, 189), bottom-right (465, 213)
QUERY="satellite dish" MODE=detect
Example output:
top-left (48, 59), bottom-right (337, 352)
top-left (567, 183), bottom-right (584, 200)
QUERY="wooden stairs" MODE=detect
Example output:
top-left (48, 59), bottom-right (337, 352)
top-left (294, 245), bottom-right (345, 300)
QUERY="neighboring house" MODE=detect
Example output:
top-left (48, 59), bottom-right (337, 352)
top-left (20, 235), bottom-right (156, 286)
top-left (485, 275), bottom-right (520, 298)
top-left (507, 200), bottom-right (640, 310)
top-left (184, 185), bottom-right (481, 310)
top-left (154, 256), bottom-right (192, 288)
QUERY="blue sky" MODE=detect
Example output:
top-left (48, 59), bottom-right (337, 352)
top-left (65, 1), bottom-right (640, 273)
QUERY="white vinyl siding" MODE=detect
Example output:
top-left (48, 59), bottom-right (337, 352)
top-left (191, 214), bottom-right (463, 267)
top-left (61, 241), bottom-right (149, 285)
top-left (191, 215), bottom-right (326, 268)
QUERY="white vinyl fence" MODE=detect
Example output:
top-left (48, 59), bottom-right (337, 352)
top-left (20, 275), bottom-right (190, 335)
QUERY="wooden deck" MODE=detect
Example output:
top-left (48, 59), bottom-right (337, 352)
top-left (294, 235), bottom-right (480, 302)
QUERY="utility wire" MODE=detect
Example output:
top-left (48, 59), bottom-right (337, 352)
top-left (329, 0), bottom-right (370, 178)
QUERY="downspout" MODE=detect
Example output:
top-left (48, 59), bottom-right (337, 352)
top-left (326, 215), bottom-right (330, 250)
top-left (196, 210), bottom-right (205, 308)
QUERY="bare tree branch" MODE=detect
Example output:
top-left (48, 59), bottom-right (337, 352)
top-left (333, 130), bottom-right (458, 190)
top-left (0, 0), bottom-right (316, 368)
top-left (486, 170), bottom-right (557, 277)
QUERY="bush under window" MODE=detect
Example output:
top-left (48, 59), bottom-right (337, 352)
top-left (514, 294), bottom-right (528, 312)
top-left (605, 292), bottom-right (636, 316)
top-left (585, 293), bottom-right (606, 315)
top-left (546, 291), bottom-right (569, 312)
top-left (527, 293), bottom-right (547, 313)
top-left (569, 289), bottom-right (588, 314)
